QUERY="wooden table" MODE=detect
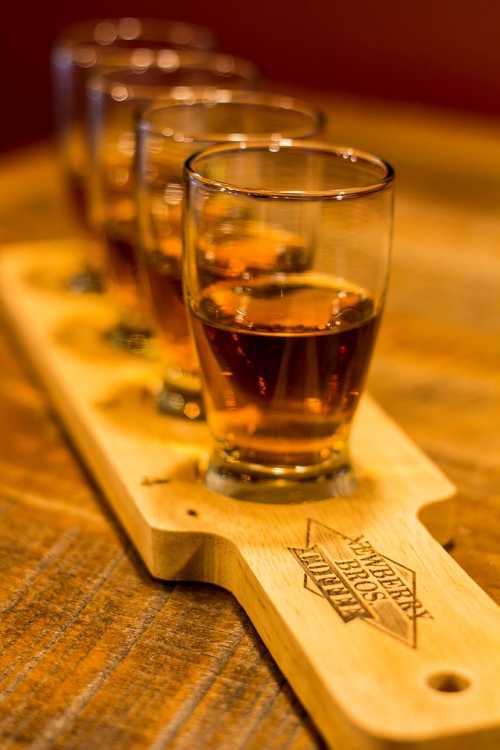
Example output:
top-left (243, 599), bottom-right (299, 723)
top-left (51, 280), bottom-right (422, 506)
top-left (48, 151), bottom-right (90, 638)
top-left (0, 95), bottom-right (499, 749)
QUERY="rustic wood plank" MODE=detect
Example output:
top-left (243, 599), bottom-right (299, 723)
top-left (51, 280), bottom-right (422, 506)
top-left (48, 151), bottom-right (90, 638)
top-left (0, 96), bottom-right (499, 748)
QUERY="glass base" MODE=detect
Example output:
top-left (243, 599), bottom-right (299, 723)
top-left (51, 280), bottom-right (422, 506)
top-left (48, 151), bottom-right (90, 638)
top-left (103, 321), bottom-right (153, 354)
top-left (66, 265), bottom-right (103, 294)
top-left (205, 450), bottom-right (355, 502)
top-left (156, 370), bottom-right (205, 421)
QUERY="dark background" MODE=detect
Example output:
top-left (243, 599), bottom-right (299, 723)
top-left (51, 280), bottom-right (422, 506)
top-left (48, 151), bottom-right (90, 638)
top-left (3, 0), bottom-right (500, 152)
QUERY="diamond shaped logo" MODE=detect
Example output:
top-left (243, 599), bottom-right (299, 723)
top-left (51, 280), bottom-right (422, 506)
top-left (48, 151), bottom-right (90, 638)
top-left (289, 520), bottom-right (432, 648)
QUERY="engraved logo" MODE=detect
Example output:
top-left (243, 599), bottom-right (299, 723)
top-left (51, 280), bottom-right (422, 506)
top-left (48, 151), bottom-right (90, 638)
top-left (289, 520), bottom-right (432, 648)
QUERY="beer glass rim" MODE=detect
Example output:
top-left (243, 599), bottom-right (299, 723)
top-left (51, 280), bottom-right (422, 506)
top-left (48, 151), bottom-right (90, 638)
top-left (54, 17), bottom-right (215, 51)
top-left (85, 52), bottom-right (260, 96)
top-left (185, 140), bottom-right (394, 200)
top-left (137, 93), bottom-right (325, 143)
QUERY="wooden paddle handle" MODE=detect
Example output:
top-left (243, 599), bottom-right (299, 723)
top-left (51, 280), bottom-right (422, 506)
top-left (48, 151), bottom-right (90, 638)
top-left (224, 516), bottom-right (500, 749)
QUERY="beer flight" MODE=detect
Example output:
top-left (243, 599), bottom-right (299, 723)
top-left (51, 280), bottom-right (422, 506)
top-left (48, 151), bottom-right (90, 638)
top-left (52, 17), bottom-right (394, 502)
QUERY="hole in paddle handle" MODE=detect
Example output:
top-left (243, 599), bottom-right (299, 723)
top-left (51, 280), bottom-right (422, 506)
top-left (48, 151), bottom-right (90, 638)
top-left (428, 672), bottom-right (470, 693)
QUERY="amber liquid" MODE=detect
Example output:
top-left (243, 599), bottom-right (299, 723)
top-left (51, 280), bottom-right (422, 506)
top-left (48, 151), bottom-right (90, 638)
top-left (190, 275), bottom-right (379, 477)
top-left (141, 237), bottom-right (196, 373)
top-left (103, 218), bottom-right (141, 311)
top-left (66, 169), bottom-right (89, 229)
top-left (62, 167), bottom-right (104, 293)
top-left (142, 221), bottom-right (312, 376)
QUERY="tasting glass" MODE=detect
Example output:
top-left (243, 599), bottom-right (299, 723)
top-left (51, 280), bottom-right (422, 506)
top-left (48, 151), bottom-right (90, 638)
top-left (52, 17), bottom-right (216, 291)
top-left (136, 95), bottom-right (325, 419)
top-left (87, 55), bottom-right (259, 350)
top-left (184, 141), bottom-right (394, 500)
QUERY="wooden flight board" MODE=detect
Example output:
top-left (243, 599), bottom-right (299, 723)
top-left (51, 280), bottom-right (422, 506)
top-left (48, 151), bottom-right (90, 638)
top-left (2, 240), bottom-right (500, 750)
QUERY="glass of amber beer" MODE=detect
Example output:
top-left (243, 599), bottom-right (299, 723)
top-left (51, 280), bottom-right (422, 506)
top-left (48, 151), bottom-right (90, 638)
top-left (52, 18), bottom-right (215, 292)
top-left (183, 141), bottom-right (394, 500)
top-left (136, 94), bottom-right (324, 418)
top-left (87, 53), bottom-right (259, 350)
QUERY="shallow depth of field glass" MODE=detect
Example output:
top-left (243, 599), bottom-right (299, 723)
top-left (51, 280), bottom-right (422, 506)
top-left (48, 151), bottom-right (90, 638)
top-left (87, 56), bottom-right (259, 350)
top-left (136, 95), bottom-right (324, 418)
top-left (184, 141), bottom-right (394, 500)
top-left (51, 17), bottom-right (215, 291)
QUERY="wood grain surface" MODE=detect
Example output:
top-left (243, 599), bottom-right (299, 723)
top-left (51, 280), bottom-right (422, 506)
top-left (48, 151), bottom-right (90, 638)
top-left (0, 95), bottom-right (499, 748)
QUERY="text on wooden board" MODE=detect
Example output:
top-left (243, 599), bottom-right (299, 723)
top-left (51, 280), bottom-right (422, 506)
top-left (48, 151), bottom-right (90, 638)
top-left (289, 520), bottom-right (432, 648)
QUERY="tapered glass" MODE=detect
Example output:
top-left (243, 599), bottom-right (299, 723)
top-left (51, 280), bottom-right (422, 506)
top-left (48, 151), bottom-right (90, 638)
top-left (87, 55), bottom-right (259, 350)
top-left (136, 94), bottom-right (325, 418)
top-left (52, 17), bottom-right (216, 291)
top-left (184, 141), bottom-right (394, 500)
